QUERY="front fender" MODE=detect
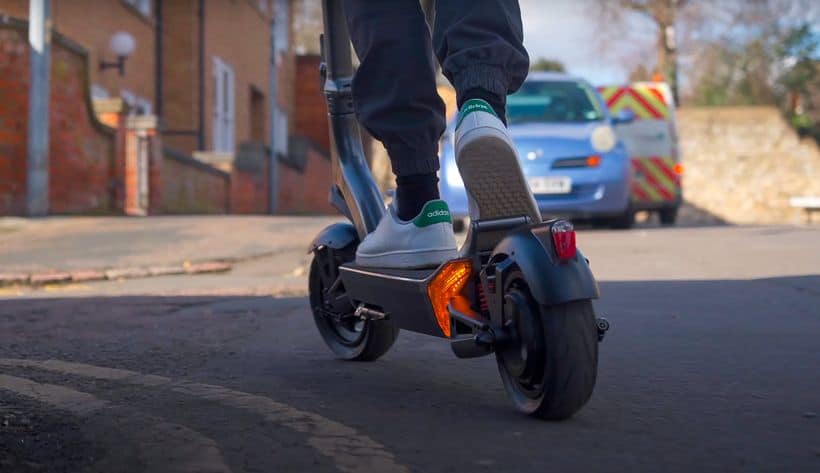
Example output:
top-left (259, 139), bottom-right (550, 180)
top-left (491, 224), bottom-right (599, 306)
top-left (309, 222), bottom-right (359, 253)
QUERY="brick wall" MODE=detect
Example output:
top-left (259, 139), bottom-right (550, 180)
top-left (231, 166), bottom-right (270, 214)
top-left (161, 0), bottom-right (200, 155)
top-left (1, 1), bottom-right (276, 158)
top-left (160, 149), bottom-right (229, 214)
top-left (0, 19), bottom-right (117, 216)
top-left (1, 0), bottom-right (156, 110)
top-left (49, 38), bottom-right (117, 214)
top-left (293, 54), bottom-right (329, 152)
top-left (0, 26), bottom-right (28, 214)
top-left (203, 1), bottom-right (272, 154)
top-left (273, 54), bottom-right (337, 215)
top-left (277, 144), bottom-right (334, 214)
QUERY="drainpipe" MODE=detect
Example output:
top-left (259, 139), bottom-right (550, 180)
top-left (268, 3), bottom-right (280, 213)
top-left (154, 0), bottom-right (163, 118)
top-left (27, 0), bottom-right (51, 216)
top-left (197, 0), bottom-right (205, 150)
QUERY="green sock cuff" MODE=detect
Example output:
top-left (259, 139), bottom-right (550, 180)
top-left (456, 99), bottom-right (498, 129)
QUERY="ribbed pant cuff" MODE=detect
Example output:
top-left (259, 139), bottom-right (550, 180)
top-left (386, 143), bottom-right (441, 177)
top-left (454, 64), bottom-right (508, 104)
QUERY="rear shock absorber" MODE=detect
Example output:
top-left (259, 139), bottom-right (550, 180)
top-left (477, 280), bottom-right (495, 316)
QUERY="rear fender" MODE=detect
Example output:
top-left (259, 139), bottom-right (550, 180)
top-left (309, 222), bottom-right (359, 253)
top-left (490, 223), bottom-right (599, 307)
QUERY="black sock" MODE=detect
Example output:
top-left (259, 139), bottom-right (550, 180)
top-left (459, 87), bottom-right (507, 126)
top-left (396, 173), bottom-right (440, 221)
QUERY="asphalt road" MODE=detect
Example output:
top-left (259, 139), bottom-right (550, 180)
top-left (1, 224), bottom-right (819, 472)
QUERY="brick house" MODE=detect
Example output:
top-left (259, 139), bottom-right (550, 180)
top-left (0, 0), bottom-right (334, 216)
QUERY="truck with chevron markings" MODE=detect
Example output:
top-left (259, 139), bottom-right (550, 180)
top-left (598, 82), bottom-right (682, 225)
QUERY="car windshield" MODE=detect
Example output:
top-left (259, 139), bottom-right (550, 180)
top-left (507, 80), bottom-right (604, 125)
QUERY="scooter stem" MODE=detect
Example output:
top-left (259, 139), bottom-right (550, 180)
top-left (321, 0), bottom-right (385, 238)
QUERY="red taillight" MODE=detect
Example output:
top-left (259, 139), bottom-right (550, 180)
top-left (551, 220), bottom-right (577, 261)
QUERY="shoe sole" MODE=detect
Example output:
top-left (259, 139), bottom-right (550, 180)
top-left (456, 127), bottom-right (541, 223)
top-left (356, 248), bottom-right (459, 269)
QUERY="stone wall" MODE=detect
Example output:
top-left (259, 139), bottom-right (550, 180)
top-left (679, 106), bottom-right (820, 224)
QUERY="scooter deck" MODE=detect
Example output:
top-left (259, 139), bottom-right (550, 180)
top-left (339, 263), bottom-right (444, 337)
top-left (340, 263), bottom-right (437, 281)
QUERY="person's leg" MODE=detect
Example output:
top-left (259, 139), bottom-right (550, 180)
top-left (433, 0), bottom-right (530, 123)
top-left (344, 0), bottom-right (445, 221)
top-left (432, 0), bottom-right (541, 223)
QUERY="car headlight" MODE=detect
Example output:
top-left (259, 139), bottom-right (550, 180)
top-left (591, 125), bottom-right (616, 153)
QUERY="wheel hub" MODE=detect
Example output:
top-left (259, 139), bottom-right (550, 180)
top-left (310, 247), bottom-right (364, 346)
top-left (499, 287), bottom-right (544, 384)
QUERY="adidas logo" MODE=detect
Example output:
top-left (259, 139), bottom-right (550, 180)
top-left (427, 210), bottom-right (450, 218)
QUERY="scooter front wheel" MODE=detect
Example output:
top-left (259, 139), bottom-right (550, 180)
top-left (308, 246), bottom-right (399, 361)
top-left (496, 276), bottom-right (598, 420)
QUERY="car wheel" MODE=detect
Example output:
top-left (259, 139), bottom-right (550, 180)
top-left (609, 208), bottom-right (634, 229)
top-left (659, 207), bottom-right (678, 226)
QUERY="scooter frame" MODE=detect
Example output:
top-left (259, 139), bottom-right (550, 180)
top-left (310, 0), bottom-right (608, 419)
top-left (311, 0), bottom-right (602, 351)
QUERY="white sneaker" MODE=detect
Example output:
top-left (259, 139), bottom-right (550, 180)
top-left (454, 98), bottom-right (541, 223)
top-left (355, 200), bottom-right (458, 269)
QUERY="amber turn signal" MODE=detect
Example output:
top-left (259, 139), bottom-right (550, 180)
top-left (674, 163), bottom-right (685, 175)
top-left (427, 259), bottom-right (472, 338)
top-left (586, 155), bottom-right (602, 167)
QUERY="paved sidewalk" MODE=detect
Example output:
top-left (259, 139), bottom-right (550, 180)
top-left (0, 216), bottom-right (339, 285)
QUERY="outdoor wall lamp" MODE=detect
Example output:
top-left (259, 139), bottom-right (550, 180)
top-left (99, 31), bottom-right (136, 76)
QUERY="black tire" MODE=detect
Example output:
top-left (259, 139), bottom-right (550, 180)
top-left (659, 207), bottom-right (678, 226)
top-left (496, 277), bottom-right (598, 420)
top-left (308, 248), bottom-right (399, 361)
top-left (609, 208), bottom-right (634, 229)
top-left (452, 218), bottom-right (466, 234)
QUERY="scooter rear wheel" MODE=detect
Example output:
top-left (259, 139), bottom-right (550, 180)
top-left (309, 246), bottom-right (399, 361)
top-left (496, 276), bottom-right (598, 420)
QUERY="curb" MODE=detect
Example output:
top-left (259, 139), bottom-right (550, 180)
top-left (0, 260), bottom-right (233, 288)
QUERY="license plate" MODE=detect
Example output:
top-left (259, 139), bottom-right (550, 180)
top-left (528, 176), bottom-right (572, 194)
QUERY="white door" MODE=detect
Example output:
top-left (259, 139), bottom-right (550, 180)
top-left (213, 57), bottom-right (236, 152)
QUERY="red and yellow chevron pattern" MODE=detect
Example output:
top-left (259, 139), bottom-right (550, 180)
top-left (630, 156), bottom-right (680, 203)
top-left (598, 85), bottom-right (670, 120)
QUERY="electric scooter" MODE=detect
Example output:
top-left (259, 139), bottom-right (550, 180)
top-left (308, 0), bottom-right (609, 420)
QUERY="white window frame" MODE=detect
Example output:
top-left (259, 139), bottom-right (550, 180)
top-left (213, 57), bottom-right (236, 153)
top-left (123, 0), bottom-right (151, 17)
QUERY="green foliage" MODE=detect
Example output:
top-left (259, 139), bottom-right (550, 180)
top-left (688, 21), bottom-right (820, 143)
top-left (530, 58), bottom-right (566, 72)
top-left (775, 24), bottom-right (819, 96)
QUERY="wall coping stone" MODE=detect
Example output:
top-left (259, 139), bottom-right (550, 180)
top-left (163, 147), bottom-right (230, 180)
top-left (127, 114), bottom-right (160, 131)
top-left (94, 98), bottom-right (131, 115)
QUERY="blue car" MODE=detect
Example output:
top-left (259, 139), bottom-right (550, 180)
top-left (440, 72), bottom-right (635, 230)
